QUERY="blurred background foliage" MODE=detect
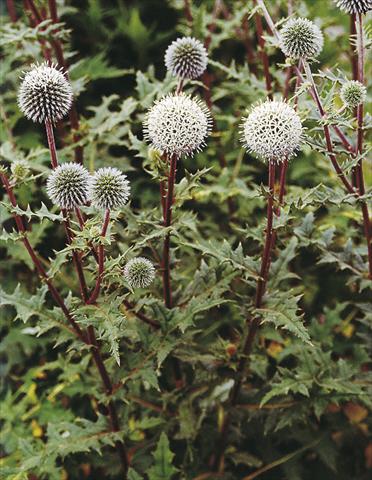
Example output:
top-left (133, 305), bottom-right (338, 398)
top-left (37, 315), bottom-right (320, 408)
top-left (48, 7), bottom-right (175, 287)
top-left (0, 0), bottom-right (371, 479)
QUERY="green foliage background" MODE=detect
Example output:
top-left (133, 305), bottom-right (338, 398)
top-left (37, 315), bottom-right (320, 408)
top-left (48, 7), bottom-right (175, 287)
top-left (0, 0), bottom-right (371, 479)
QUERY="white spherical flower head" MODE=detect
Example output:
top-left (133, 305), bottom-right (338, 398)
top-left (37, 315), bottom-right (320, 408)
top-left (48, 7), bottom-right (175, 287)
top-left (165, 36), bottom-right (208, 79)
top-left (334, 0), bottom-right (372, 14)
top-left (18, 62), bottom-right (73, 123)
top-left (241, 100), bottom-right (303, 163)
top-left (47, 163), bottom-right (90, 209)
top-left (89, 167), bottom-right (130, 210)
top-left (144, 94), bottom-right (212, 157)
top-left (280, 18), bottom-right (324, 60)
top-left (124, 257), bottom-right (155, 289)
top-left (340, 80), bottom-right (367, 108)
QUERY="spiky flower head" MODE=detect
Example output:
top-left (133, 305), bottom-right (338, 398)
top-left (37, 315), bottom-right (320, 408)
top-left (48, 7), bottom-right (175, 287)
top-left (46, 163), bottom-right (90, 209)
top-left (144, 93), bottom-right (211, 157)
top-left (165, 36), bottom-right (208, 79)
top-left (124, 257), bottom-right (155, 289)
top-left (241, 100), bottom-right (303, 163)
top-left (280, 18), bottom-right (324, 60)
top-left (11, 160), bottom-right (30, 181)
top-left (18, 62), bottom-right (73, 123)
top-left (89, 167), bottom-right (130, 210)
top-left (340, 80), bottom-right (367, 108)
top-left (334, 0), bottom-right (372, 13)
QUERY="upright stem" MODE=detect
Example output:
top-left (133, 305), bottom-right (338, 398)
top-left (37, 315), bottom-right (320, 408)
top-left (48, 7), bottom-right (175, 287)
top-left (355, 14), bottom-right (372, 278)
top-left (254, 0), bottom-right (273, 99)
top-left (6, 0), bottom-right (17, 21)
top-left (87, 209), bottom-right (110, 304)
top-left (162, 154), bottom-right (178, 309)
top-left (45, 119), bottom-right (58, 168)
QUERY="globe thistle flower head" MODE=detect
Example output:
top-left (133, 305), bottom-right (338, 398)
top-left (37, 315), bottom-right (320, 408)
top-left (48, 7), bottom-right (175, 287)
top-left (334, 0), bottom-right (372, 14)
top-left (89, 167), bottom-right (130, 210)
top-left (144, 93), bottom-right (212, 157)
top-left (241, 100), bottom-right (303, 163)
top-left (18, 62), bottom-right (73, 123)
top-left (124, 257), bottom-right (155, 289)
top-left (165, 36), bottom-right (208, 79)
top-left (340, 80), bottom-right (367, 108)
top-left (47, 163), bottom-right (90, 209)
top-left (280, 18), bottom-right (324, 60)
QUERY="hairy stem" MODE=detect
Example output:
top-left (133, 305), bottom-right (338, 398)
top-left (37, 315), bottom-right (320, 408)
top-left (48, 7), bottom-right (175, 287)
top-left (87, 209), bottom-right (110, 304)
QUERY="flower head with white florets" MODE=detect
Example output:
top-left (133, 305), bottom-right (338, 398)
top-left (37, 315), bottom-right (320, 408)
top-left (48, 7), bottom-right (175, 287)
top-left (241, 100), bottom-right (303, 163)
top-left (334, 0), bottom-right (372, 14)
top-left (47, 163), bottom-right (90, 209)
top-left (18, 62), bottom-right (73, 123)
top-left (124, 257), bottom-right (155, 289)
top-left (280, 18), bottom-right (324, 60)
top-left (144, 93), bottom-right (212, 157)
top-left (165, 36), bottom-right (208, 80)
top-left (340, 80), bottom-right (367, 108)
top-left (89, 167), bottom-right (130, 210)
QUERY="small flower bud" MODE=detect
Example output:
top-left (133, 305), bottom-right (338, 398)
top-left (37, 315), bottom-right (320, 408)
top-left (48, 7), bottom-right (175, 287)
top-left (89, 167), bottom-right (130, 210)
top-left (46, 163), bottom-right (90, 209)
top-left (280, 18), bottom-right (324, 60)
top-left (124, 257), bottom-right (155, 289)
top-left (11, 160), bottom-right (30, 181)
top-left (165, 36), bottom-right (208, 80)
top-left (144, 93), bottom-right (212, 157)
top-left (241, 100), bottom-right (303, 163)
top-left (18, 62), bottom-right (73, 123)
top-left (340, 80), bottom-right (367, 108)
top-left (334, 0), bottom-right (371, 14)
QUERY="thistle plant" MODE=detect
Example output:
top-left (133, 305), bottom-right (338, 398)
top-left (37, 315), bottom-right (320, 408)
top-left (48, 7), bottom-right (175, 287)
top-left (2, 1), bottom-right (372, 479)
top-left (144, 90), bottom-right (211, 309)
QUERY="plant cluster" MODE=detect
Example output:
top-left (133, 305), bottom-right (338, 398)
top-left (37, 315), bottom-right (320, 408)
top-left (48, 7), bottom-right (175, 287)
top-left (0, 1), bottom-right (371, 480)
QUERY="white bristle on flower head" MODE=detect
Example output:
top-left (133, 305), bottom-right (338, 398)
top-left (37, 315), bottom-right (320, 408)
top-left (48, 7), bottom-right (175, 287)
top-left (334, 0), bottom-right (372, 14)
top-left (280, 18), bottom-right (324, 60)
top-left (144, 93), bottom-right (212, 157)
top-left (89, 167), bottom-right (130, 210)
top-left (340, 80), bottom-right (367, 108)
top-left (165, 36), bottom-right (208, 79)
top-left (18, 62), bottom-right (73, 123)
top-left (124, 257), bottom-right (155, 289)
top-left (46, 163), bottom-right (90, 209)
top-left (241, 100), bottom-right (303, 163)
